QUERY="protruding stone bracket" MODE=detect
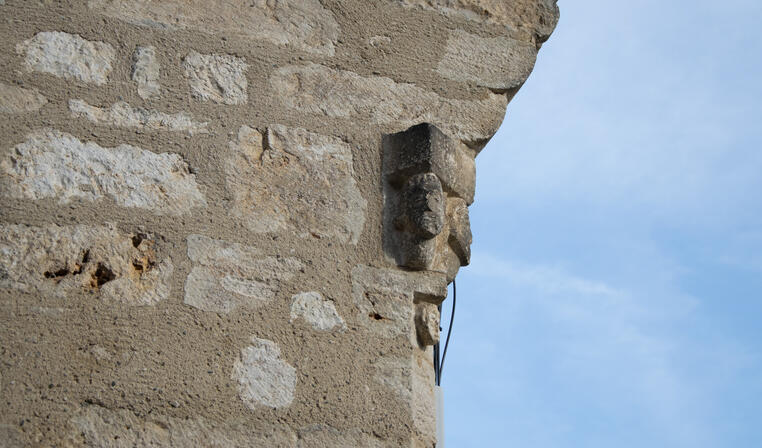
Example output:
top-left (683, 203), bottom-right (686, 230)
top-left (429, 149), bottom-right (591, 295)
top-left (382, 123), bottom-right (474, 282)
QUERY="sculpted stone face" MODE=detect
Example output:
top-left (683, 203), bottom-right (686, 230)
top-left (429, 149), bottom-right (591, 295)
top-left (397, 172), bottom-right (445, 239)
top-left (383, 123), bottom-right (475, 281)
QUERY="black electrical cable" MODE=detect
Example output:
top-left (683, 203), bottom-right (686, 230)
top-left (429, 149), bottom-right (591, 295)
top-left (434, 279), bottom-right (456, 386)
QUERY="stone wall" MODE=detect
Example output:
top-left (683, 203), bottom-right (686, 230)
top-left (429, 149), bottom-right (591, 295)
top-left (0, 1), bottom-right (558, 446)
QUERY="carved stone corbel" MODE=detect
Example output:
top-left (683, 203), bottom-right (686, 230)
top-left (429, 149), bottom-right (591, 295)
top-left (382, 123), bottom-right (475, 284)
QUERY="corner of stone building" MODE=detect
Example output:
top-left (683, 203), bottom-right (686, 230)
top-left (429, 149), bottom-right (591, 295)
top-left (0, 0), bottom-right (558, 446)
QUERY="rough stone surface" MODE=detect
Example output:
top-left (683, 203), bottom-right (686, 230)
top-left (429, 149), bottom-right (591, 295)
top-left (438, 29), bottom-right (538, 91)
top-left (447, 197), bottom-right (472, 265)
top-left (16, 31), bottom-right (115, 85)
top-left (383, 123), bottom-right (475, 204)
top-left (0, 81), bottom-right (47, 114)
top-left (232, 337), bottom-right (297, 410)
top-left (70, 404), bottom-right (297, 447)
top-left (69, 99), bottom-right (208, 134)
top-left (88, 0), bottom-right (339, 56)
top-left (185, 234), bottom-right (304, 314)
top-left (0, 129), bottom-right (206, 215)
top-left (397, 173), bottom-right (446, 240)
top-left (374, 351), bottom-right (436, 446)
top-left (131, 46), bottom-right (160, 99)
top-left (271, 63), bottom-right (508, 144)
top-left (297, 425), bottom-right (385, 448)
top-left (290, 291), bottom-right (345, 331)
top-left (415, 303), bottom-right (440, 346)
top-left (183, 51), bottom-right (248, 105)
top-left (226, 125), bottom-right (367, 243)
top-left (398, 0), bottom-right (560, 43)
top-left (0, 224), bottom-right (173, 305)
top-left (352, 265), bottom-right (447, 340)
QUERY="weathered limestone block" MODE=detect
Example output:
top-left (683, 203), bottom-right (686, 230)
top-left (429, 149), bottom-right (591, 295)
top-left (0, 81), bottom-right (47, 114)
top-left (398, 0), bottom-right (560, 43)
top-left (271, 63), bottom-right (508, 145)
top-left (351, 265), bottom-right (446, 340)
top-left (0, 224), bottom-right (173, 305)
top-left (16, 31), bottom-right (114, 85)
top-left (383, 122), bottom-right (475, 204)
top-left (69, 404), bottom-right (297, 447)
top-left (383, 123), bottom-right (474, 278)
top-left (226, 125), bottom-right (367, 244)
top-left (447, 197), bottom-right (472, 265)
top-left (131, 46), bottom-right (160, 99)
top-left (437, 29), bottom-right (538, 91)
top-left (415, 302), bottom-right (440, 346)
top-left (290, 291), bottom-right (346, 331)
top-left (0, 129), bottom-right (206, 215)
top-left (184, 234), bottom-right (304, 314)
top-left (183, 51), bottom-right (248, 105)
top-left (69, 100), bottom-right (208, 134)
top-left (232, 337), bottom-right (297, 410)
top-left (88, 0), bottom-right (339, 56)
top-left (374, 349), bottom-right (437, 447)
top-left (396, 173), bottom-right (446, 239)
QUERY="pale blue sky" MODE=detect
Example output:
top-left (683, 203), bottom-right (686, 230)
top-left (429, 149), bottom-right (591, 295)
top-left (443, 0), bottom-right (762, 446)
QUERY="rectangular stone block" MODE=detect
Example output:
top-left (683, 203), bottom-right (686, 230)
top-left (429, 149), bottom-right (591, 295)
top-left (131, 46), bottom-right (160, 99)
top-left (271, 63), bottom-right (508, 145)
top-left (226, 125), bottom-right (367, 244)
top-left (183, 51), bottom-right (248, 105)
top-left (437, 29), bottom-right (538, 91)
top-left (383, 123), bottom-right (475, 204)
top-left (69, 100), bottom-right (208, 135)
top-left (88, 0), bottom-right (339, 56)
top-left (16, 31), bottom-right (114, 85)
top-left (184, 234), bottom-right (304, 314)
top-left (0, 224), bottom-right (173, 305)
top-left (0, 129), bottom-right (206, 215)
top-left (351, 265), bottom-right (447, 341)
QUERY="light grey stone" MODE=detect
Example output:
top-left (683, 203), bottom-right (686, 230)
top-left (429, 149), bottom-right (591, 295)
top-left (232, 337), bottom-right (297, 410)
top-left (290, 292), bottom-right (345, 331)
top-left (183, 51), bottom-right (248, 105)
top-left (437, 29), bottom-right (537, 91)
top-left (0, 129), bottom-right (206, 215)
top-left (131, 46), bottom-right (160, 99)
top-left (88, 0), bottom-right (339, 56)
top-left (70, 404), bottom-right (298, 447)
top-left (0, 224), bottom-right (173, 305)
top-left (69, 100), bottom-right (208, 135)
top-left (184, 234), bottom-right (304, 314)
top-left (226, 125), bottom-right (367, 244)
top-left (351, 265), bottom-right (447, 340)
top-left (16, 31), bottom-right (114, 85)
top-left (270, 63), bottom-right (508, 145)
top-left (0, 81), bottom-right (47, 114)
